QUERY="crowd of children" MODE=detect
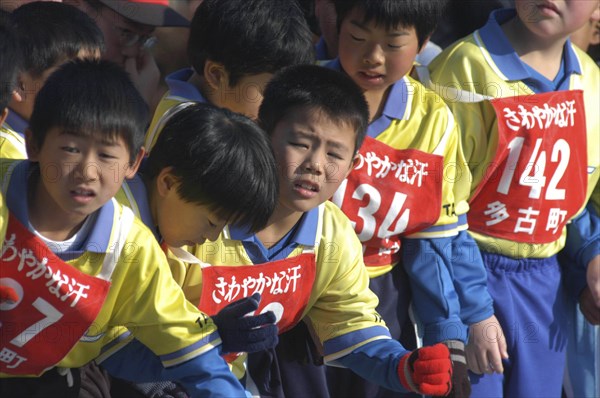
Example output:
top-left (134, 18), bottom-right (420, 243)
top-left (0, 0), bottom-right (598, 397)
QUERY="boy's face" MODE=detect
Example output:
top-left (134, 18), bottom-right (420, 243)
top-left (270, 107), bottom-right (357, 215)
top-left (155, 172), bottom-right (228, 247)
top-left (337, 8), bottom-right (421, 93)
top-left (515, 0), bottom-right (600, 39)
top-left (27, 127), bottom-right (141, 226)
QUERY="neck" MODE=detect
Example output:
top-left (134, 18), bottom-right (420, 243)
top-left (146, 176), bottom-right (160, 230)
top-left (364, 86), bottom-right (391, 122)
top-left (256, 203), bottom-right (304, 249)
top-left (188, 72), bottom-right (217, 105)
top-left (502, 17), bottom-right (567, 80)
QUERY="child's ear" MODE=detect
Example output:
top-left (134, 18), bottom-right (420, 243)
top-left (204, 60), bottom-right (230, 91)
top-left (156, 166), bottom-right (178, 197)
top-left (124, 148), bottom-right (146, 179)
top-left (24, 129), bottom-right (39, 161)
top-left (11, 90), bottom-right (22, 104)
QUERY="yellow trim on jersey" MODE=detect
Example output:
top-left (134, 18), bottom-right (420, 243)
top-left (0, 126), bottom-right (27, 159)
top-left (145, 95), bottom-right (192, 152)
top-left (324, 335), bottom-right (391, 365)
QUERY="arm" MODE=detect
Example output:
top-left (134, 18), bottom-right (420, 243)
top-left (336, 339), bottom-right (452, 396)
top-left (102, 339), bottom-right (246, 398)
top-left (402, 236), bottom-right (468, 345)
top-left (450, 230), bottom-right (509, 374)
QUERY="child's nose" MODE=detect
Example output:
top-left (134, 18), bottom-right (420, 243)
top-left (363, 43), bottom-right (384, 65)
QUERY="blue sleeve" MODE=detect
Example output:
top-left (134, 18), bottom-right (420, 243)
top-left (102, 339), bottom-right (246, 398)
top-left (562, 205), bottom-right (600, 297)
top-left (450, 230), bottom-right (494, 325)
top-left (102, 339), bottom-right (165, 382)
top-left (336, 339), bottom-right (408, 392)
top-left (402, 236), bottom-right (468, 344)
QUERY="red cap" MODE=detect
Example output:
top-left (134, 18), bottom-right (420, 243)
top-left (98, 0), bottom-right (189, 27)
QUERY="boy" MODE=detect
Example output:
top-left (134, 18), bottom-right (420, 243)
top-left (103, 102), bottom-right (281, 397)
top-left (429, 1), bottom-right (600, 397)
top-left (0, 59), bottom-right (246, 397)
top-left (326, 1), bottom-right (500, 396)
top-left (165, 64), bottom-right (455, 397)
top-left (143, 0), bottom-right (315, 151)
top-left (1, 1), bottom-right (104, 159)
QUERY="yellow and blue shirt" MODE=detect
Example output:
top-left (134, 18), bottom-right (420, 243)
top-left (0, 111), bottom-right (28, 159)
top-left (145, 68), bottom-right (208, 153)
top-left (327, 60), bottom-right (493, 335)
top-left (0, 160), bottom-right (222, 375)
top-left (429, 8), bottom-right (600, 261)
top-left (171, 202), bottom-right (391, 363)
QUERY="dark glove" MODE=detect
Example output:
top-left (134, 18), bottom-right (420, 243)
top-left (398, 343), bottom-right (453, 396)
top-left (441, 340), bottom-right (471, 398)
top-left (132, 381), bottom-right (188, 398)
top-left (211, 293), bottom-right (279, 354)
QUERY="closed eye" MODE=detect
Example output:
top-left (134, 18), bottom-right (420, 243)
top-left (61, 146), bottom-right (79, 154)
top-left (290, 142), bottom-right (308, 149)
top-left (350, 34), bottom-right (365, 42)
top-left (99, 152), bottom-right (118, 160)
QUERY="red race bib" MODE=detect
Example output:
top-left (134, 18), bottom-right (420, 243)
top-left (0, 216), bottom-right (110, 376)
top-left (199, 252), bottom-right (316, 335)
top-left (331, 136), bottom-right (443, 267)
top-left (469, 90), bottom-right (588, 243)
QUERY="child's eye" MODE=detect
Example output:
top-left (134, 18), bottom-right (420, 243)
top-left (350, 34), bottom-right (365, 42)
top-left (290, 142), bottom-right (308, 149)
top-left (61, 146), bottom-right (79, 154)
top-left (388, 44), bottom-right (402, 49)
top-left (328, 152), bottom-right (343, 160)
top-left (99, 152), bottom-right (117, 160)
top-left (208, 220), bottom-right (217, 228)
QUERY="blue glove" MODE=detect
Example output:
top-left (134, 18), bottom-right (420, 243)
top-left (211, 293), bottom-right (279, 354)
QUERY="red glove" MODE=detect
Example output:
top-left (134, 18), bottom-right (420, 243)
top-left (0, 285), bottom-right (18, 304)
top-left (398, 343), bottom-right (453, 396)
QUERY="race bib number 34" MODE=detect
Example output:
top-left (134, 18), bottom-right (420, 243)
top-left (469, 90), bottom-right (588, 243)
top-left (331, 136), bottom-right (443, 267)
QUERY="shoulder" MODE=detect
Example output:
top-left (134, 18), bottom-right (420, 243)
top-left (573, 46), bottom-right (600, 82)
top-left (318, 202), bottom-right (363, 254)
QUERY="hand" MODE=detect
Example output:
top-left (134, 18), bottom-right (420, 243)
top-left (124, 51), bottom-right (161, 109)
top-left (398, 343), bottom-right (453, 396)
top-left (586, 254), bottom-right (600, 308)
top-left (466, 315), bottom-right (508, 375)
top-left (442, 340), bottom-right (471, 398)
top-left (211, 293), bottom-right (278, 354)
top-left (579, 286), bottom-right (600, 325)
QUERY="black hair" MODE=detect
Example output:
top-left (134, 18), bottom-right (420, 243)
top-left (145, 103), bottom-right (278, 232)
top-left (29, 59), bottom-right (148, 163)
top-left (0, 10), bottom-right (21, 110)
top-left (12, 1), bottom-right (104, 78)
top-left (188, 0), bottom-right (315, 86)
top-left (334, 0), bottom-right (447, 48)
top-left (259, 64), bottom-right (369, 154)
